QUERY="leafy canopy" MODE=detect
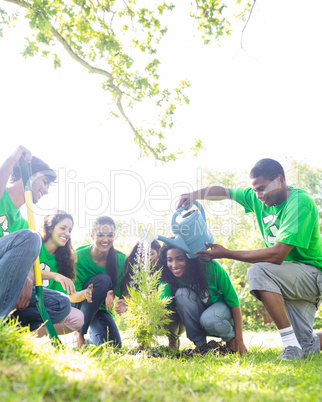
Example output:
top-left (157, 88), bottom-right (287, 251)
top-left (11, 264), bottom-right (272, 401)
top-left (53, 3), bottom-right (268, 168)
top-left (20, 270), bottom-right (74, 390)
top-left (1, 0), bottom-right (252, 161)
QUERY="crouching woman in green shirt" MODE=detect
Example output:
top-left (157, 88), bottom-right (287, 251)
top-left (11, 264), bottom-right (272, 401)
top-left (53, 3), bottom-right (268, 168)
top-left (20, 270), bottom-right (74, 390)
top-left (38, 210), bottom-right (93, 337)
top-left (74, 216), bottom-right (126, 347)
top-left (157, 244), bottom-right (247, 354)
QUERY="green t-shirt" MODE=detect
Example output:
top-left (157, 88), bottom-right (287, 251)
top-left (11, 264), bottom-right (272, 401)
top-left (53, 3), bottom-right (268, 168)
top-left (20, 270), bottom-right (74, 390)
top-left (159, 260), bottom-right (240, 308)
top-left (75, 244), bottom-right (126, 313)
top-left (39, 243), bottom-right (68, 295)
top-left (0, 189), bottom-right (28, 237)
top-left (230, 187), bottom-right (322, 270)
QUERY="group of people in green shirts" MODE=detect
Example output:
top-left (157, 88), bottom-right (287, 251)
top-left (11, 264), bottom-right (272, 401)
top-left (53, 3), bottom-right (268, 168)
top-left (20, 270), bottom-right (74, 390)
top-left (1, 145), bottom-right (322, 360)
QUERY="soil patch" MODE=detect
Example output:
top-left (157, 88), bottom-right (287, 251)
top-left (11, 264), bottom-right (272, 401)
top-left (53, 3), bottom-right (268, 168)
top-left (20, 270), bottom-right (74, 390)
top-left (176, 340), bottom-right (235, 358)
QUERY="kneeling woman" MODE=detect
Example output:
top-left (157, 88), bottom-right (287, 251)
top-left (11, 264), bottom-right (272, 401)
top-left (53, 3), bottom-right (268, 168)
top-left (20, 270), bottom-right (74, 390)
top-left (157, 244), bottom-right (247, 354)
top-left (38, 210), bottom-right (93, 337)
top-left (74, 216), bottom-right (126, 347)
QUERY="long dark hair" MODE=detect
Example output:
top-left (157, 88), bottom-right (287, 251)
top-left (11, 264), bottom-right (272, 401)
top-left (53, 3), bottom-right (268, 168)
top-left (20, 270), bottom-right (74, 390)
top-left (92, 216), bottom-right (118, 289)
top-left (156, 243), bottom-right (209, 297)
top-left (120, 240), bottom-right (161, 297)
top-left (40, 210), bottom-right (76, 280)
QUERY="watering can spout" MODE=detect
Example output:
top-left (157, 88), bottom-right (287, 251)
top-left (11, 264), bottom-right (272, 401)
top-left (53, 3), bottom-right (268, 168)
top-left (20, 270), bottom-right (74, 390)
top-left (139, 229), bottom-right (157, 243)
top-left (156, 235), bottom-right (191, 254)
top-left (139, 229), bottom-right (191, 254)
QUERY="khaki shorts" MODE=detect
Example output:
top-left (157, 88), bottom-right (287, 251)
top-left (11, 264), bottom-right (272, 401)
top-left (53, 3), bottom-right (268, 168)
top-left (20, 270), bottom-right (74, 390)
top-left (247, 261), bottom-right (322, 352)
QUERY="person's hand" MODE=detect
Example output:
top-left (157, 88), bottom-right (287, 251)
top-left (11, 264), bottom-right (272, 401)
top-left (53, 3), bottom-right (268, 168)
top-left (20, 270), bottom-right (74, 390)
top-left (84, 283), bottom-right (93, 303)
top-left (53, 273), bottom-right (76, 295)
top-left (105, 290), bottom-right (115, 311)
top-left (115, 298), bottom-right (128, 315)
top-left (195, 243), bottom-right (228, 259)
top-left (15, 277), bottom-right (33, 310)
top-left (177, 192), bottom-right (197, 209)
top-left (13, 145), bottom-right (32, 165)
top-left (226, 338), bottom-right (248, 355)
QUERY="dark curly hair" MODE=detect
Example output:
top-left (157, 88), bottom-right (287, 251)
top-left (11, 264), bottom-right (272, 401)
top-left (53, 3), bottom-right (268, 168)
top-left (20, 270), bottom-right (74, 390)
top-left (40, 210), bottom-right (76, 280)
top-left (156, 243), bottom-right (209, 297)
top-left (120, 240), bottom-right (161, 297)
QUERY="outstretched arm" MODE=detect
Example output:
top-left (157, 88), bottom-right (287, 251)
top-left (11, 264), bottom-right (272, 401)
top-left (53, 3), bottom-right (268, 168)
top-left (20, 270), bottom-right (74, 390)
top-left (41, 270), bottom-right (93, 303)
top-left (177, 186), bottom-right (231, 209)
top-left (41, 271), bottom-right (76, 295)
top-left (196, 242), bottom-right (294, 265)
top-left (0, 146), bottom-right (32, 199)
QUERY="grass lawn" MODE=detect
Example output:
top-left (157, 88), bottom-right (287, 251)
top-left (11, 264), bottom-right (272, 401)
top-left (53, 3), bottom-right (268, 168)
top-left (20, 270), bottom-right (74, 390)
top-left (1, 320), bottom-right (321, 402)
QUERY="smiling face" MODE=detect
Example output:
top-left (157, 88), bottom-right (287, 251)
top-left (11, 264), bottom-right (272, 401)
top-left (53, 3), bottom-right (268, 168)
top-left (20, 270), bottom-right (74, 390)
top-left (166, 248), bottom-right (187, 278)
top-left (251, 175), bottom-right (286, 207)
top-left (51, 217), bottom-right (73, 248)
top-left (31, 173), bottom-right (50, 203)
top-left (92, 224), bottom-right (115, 253)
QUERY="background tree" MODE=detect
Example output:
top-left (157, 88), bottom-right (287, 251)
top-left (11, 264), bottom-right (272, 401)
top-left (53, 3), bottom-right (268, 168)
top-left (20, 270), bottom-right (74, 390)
top-left (0, 0), bottom-right (252, 161)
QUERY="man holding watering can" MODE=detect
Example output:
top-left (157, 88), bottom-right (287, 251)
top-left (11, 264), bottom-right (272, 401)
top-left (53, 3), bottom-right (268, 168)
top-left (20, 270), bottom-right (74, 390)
top-left (0, 146), bottom-right (70, 331)
top-left (178, 158), bottom-right (322, 361)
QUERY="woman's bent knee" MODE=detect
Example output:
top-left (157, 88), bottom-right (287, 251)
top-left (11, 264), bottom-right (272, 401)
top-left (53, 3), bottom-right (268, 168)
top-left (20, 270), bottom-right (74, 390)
top-left (62, 308), bottom-right (84, 332)
top-left (89, 273), bottom-right (113, 292)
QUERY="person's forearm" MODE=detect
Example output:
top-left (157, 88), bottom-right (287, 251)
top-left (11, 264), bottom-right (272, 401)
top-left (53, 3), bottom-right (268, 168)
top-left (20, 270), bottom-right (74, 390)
top-left (198, 242), bottom-right (294, 265)
top-left (192, 186), bottom-right (231, 201)
top-left (0, 155), bottom-right (17, 198)
top-left (0, 146), bottom-right (31, 198)
top-left (41, 271), bottom-right (56, 280)
top-left (27, 267), bottom-right (35, 284)
top-left (217, 245), bottom-right (289, 265)
top-left (231, 305), bottom-right (244, 340)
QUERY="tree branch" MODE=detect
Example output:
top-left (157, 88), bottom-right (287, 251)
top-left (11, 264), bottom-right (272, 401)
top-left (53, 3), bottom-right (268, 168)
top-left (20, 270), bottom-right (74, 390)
top-left (4, 0), bottom-right (162, 161)
top-left (241, 0), bottom-right (256, 50)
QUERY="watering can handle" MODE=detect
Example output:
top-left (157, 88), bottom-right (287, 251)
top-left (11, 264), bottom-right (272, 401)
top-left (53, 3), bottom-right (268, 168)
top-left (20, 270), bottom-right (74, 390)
top-left (172, 201), bottom-right (206, 226)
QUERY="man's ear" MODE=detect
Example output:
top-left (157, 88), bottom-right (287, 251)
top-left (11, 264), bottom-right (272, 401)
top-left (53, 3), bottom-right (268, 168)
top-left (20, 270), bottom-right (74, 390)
top-left (277, 174), bottom-right (284, 183)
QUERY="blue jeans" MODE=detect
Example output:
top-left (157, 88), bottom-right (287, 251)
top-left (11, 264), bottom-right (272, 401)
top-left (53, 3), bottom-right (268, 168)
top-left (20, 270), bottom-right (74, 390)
top-left (73, 273), bottom-right (121, 347)
top-left (0, 230), bottom-right (71, 330)
top-left (12, 287), bottom-right (71, 331)
top-left (175, 288), bottom-right (235, 346)
top-left (0, 230), bottom-right (41, 319)
top-left (89, 310), bottom-right (122, 347)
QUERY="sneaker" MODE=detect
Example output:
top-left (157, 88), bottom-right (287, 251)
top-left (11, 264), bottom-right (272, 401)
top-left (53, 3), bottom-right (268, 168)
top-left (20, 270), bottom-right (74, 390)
top-left (305, 334), bottom-right (321, 357)
top-left (304, 348), bottom-right (319, 357)
top-left (277, 345), bottom-right (305, 361)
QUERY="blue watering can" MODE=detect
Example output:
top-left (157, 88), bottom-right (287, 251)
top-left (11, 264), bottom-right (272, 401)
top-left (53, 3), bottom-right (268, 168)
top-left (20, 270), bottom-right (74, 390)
top-left (140, 201), bottom-right (214, 259)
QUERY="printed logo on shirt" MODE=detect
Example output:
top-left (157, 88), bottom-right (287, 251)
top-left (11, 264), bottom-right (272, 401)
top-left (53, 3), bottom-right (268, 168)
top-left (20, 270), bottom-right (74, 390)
top-left (0, 215), bottom-right (9, 236)
top-left (201, 290), bottom-right (210, 304)
top-left (40, 262), bottom-right (51, 287)
top-left (263, 214), bottom-right (279, 245)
